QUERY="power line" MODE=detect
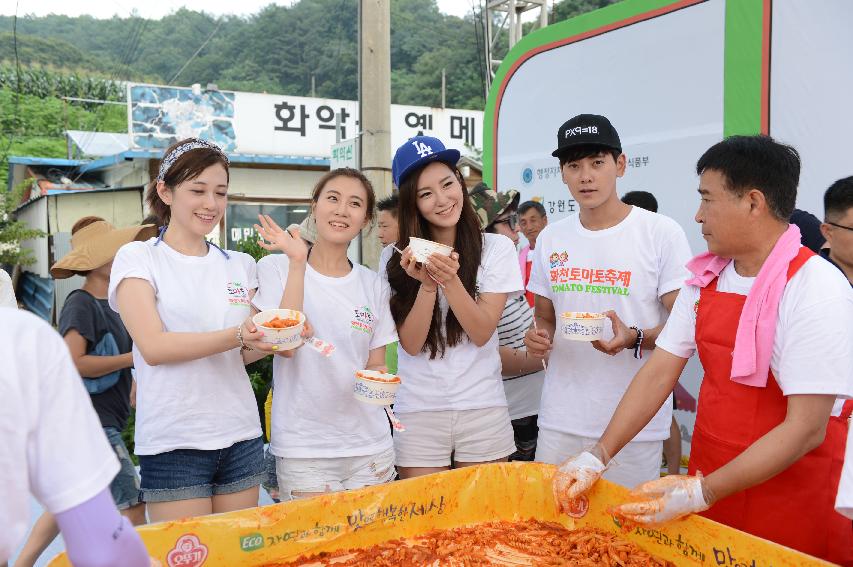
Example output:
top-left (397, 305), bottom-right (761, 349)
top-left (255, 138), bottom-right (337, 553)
top-left (169, 18), bottom-right (223, 84)
top-left (0, 1), bottom-right (22, 168)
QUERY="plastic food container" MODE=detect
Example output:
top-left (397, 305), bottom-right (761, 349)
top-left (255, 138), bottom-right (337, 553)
top-left (252, 309), bottom-right (306, 349)
top-left (353, 369), bottom-right (402, 405)
top-left (408, 237), bottom-right (453, 263)
top-left (559, 311), bottom-right (606, 341)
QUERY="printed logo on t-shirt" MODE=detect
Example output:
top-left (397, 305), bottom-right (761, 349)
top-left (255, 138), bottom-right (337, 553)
top-left (166, 534), bottom-right (208, 567)
top-left (547, 249), bottom-right (632, 296)
top-left (351, 306), bottom-right (376, 334)
top-left (226, 281), bottom-right (250, 307)
top-left (694, 299), bottom-right (700, 315)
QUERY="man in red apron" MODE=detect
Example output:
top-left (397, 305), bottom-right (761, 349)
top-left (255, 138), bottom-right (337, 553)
top-left (551, 135), bottom-right (853, 564)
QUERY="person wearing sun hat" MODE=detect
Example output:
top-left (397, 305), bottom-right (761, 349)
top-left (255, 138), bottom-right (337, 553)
top-left (380, 136), bottom-right (523, 479)
top-left (15, 216), bottom-right (156, 567)
top-left (469, 183), bottom-right (545, 461)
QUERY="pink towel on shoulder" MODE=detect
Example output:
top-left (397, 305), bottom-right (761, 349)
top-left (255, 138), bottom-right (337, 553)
top-left (685, 224), bottom-right (803, 387)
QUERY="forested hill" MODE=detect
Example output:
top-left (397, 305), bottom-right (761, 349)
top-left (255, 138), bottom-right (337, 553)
top-left (0, 0), bottom-right (617, 110)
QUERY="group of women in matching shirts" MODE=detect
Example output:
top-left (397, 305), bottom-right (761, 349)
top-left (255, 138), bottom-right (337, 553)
top-left (111, 135), bottom-right (523, 523)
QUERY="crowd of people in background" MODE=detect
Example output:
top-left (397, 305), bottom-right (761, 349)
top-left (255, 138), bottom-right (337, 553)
top-left (2, 113), bottom-right (852, 567)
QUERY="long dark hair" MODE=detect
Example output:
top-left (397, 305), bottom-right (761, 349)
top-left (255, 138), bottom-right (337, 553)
top-left (387, 161), bottom-right (483, 358)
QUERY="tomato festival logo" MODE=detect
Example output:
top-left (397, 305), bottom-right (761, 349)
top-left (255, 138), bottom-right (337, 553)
top-left (167, 534), bottom-right (208, 567)
top-left (351, 306), bottom-right (376, 334)
top-left (226, 281), bottom-right (250, 307)
top-left (547, 249), bottom-right (633, 296)
top-left (549, 250), bottom-right (570, 268)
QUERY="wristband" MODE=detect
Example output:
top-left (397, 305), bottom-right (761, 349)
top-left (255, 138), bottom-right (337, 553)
top-left (629, 326), bottom-right (644, 359)
top-left (236, 325), bottom-right (252, 352)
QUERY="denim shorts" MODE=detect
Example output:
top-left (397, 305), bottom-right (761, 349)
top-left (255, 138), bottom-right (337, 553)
top-left (103, 426), bottom-right (141, 510)
top-left (138, 436), bottom-right (265, 503)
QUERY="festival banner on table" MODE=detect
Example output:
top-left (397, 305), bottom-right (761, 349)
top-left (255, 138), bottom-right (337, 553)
top-left (49, 463), bottom-right (828, 567)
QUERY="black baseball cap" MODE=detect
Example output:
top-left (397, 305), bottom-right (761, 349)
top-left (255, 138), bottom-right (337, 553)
top-left (551, 113), bottom-right (622, 158)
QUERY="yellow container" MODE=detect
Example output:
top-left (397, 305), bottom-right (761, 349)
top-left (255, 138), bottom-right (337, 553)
top-left (48, 463), bottom-right (831, 566)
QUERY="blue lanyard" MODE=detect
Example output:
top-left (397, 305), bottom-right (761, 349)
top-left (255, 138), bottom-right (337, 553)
top-left (153, 224), bottom-right (230, 259)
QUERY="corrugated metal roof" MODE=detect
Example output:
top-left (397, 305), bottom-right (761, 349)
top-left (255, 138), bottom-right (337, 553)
top-left (13, 186), bottom-right (144, 214)
top-left (76, 150), bottom-right (331, 174)
top-left (8, 156), bottom-right (85, 167)
top-left (66, 130), bottom-right (131, 157)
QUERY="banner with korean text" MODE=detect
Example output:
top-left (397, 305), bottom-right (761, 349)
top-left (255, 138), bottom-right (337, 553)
top-left (127, 83), bottom-right (482, 159)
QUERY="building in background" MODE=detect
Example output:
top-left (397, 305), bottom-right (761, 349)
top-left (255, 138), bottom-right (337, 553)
top-left (5, 83), bottom-right (484, 321)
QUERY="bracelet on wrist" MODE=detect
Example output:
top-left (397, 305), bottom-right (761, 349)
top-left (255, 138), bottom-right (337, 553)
top-left (628, 326), bottom-right (644, 360)
top-left (236, 325), bottom-right (252, 352)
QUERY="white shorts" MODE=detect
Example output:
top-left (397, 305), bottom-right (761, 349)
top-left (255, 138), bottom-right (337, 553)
top-left (275, 446), bottom-right (395, 500)
top-left (394, 407), bottom-right (515, 468)
top-left (535, 428), bottom-right (662, 489)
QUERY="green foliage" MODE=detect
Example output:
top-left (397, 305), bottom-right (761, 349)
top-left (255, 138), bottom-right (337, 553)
top-left (121, 409), bottom-right (138, 466)
top-left (0, 177), bottom-right (44, 265)
top-left (0, 1), bottom-right (611, 112)
top-left (0, 65), bottom-right (124, 102)
top-left (551, 0), bottom-right (622, 22)
top-left (0, 87), bottom-right (127, 204)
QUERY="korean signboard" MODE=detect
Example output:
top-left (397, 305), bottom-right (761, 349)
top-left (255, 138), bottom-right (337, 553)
top-left (127, 83), bottom-right (482, 159)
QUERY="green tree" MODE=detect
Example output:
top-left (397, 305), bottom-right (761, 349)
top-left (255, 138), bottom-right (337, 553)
top-left (0, 177), bottom-right (44, 266)
top-left (551, 0), bottom-right (621, 22)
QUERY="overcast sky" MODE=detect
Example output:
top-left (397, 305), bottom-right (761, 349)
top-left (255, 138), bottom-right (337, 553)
top-left (2, 0), bottom-right (472, 20)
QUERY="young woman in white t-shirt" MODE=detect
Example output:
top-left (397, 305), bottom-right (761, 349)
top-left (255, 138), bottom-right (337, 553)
top-left (381, 136), bottom-right (523, 479)
top-left (252, 168), bottom-right (398, 499)
top-left (110, 138), bottom-right (275, 523)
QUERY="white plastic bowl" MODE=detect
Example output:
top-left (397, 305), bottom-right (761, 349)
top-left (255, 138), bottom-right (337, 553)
top-left (353, 370), bottom-right (402, 406)
top-left (559, 311), bottom-right (606, 341)
top-left (408, 237), bottom-right (453, 264)
top-left (252, 309), bottom-right (306, 349)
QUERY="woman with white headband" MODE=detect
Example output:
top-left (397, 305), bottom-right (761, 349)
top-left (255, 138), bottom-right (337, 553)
top-left (110, 138), bottom-right (279, 522)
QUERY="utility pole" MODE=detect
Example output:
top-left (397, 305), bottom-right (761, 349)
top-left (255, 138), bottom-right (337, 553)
top-left (358, 0), bottom-right (392, 269)
top-left (441, 68), bottom-right (447, 109)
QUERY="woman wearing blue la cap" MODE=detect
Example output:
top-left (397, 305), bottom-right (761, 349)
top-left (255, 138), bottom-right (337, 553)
top-left (380, 136), bottom-right (524, 479)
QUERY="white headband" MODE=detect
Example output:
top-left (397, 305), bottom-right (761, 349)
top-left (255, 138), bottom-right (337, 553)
top-left (157, 138), bottom-right (229, 181)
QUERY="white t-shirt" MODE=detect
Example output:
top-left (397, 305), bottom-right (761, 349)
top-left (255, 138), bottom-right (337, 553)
top-left (528, 206), bottom-right (691, 441)
top-left (379, 233), bottom-right (524, 413)
top-left (0, 268), bottom-right (16, 308)
top-left (108, 238), bottom-right (262, 455)
top-left (498, 293), bottom-right (544, 421)
top-left (0, 308), bottom-right (119, 564)
top-left (837, 423), bottom-right (853, 519)
top-left (254, 255), bottom-right (398, 458)
top-left (657, 255), bottom-right (853, 414)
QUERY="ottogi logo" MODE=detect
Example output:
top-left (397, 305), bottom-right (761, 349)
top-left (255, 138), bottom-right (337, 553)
top-left (412, 140), bottom-right (433, 158)
top-left (564, 125), bottom-right (599, 137)
top-left (167, 534), bottom-right (208, 567)
top-left (240, 533), bottom-right (265, 552)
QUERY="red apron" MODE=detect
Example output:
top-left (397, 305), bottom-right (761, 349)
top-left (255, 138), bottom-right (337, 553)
top-left (689, 247), bottom-right (853, 565)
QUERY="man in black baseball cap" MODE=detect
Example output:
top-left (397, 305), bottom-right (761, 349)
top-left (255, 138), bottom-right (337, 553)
top-left (524, 113), bottom-right (692, 492)
top-left (551, 113), bottom-right (622, 158)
